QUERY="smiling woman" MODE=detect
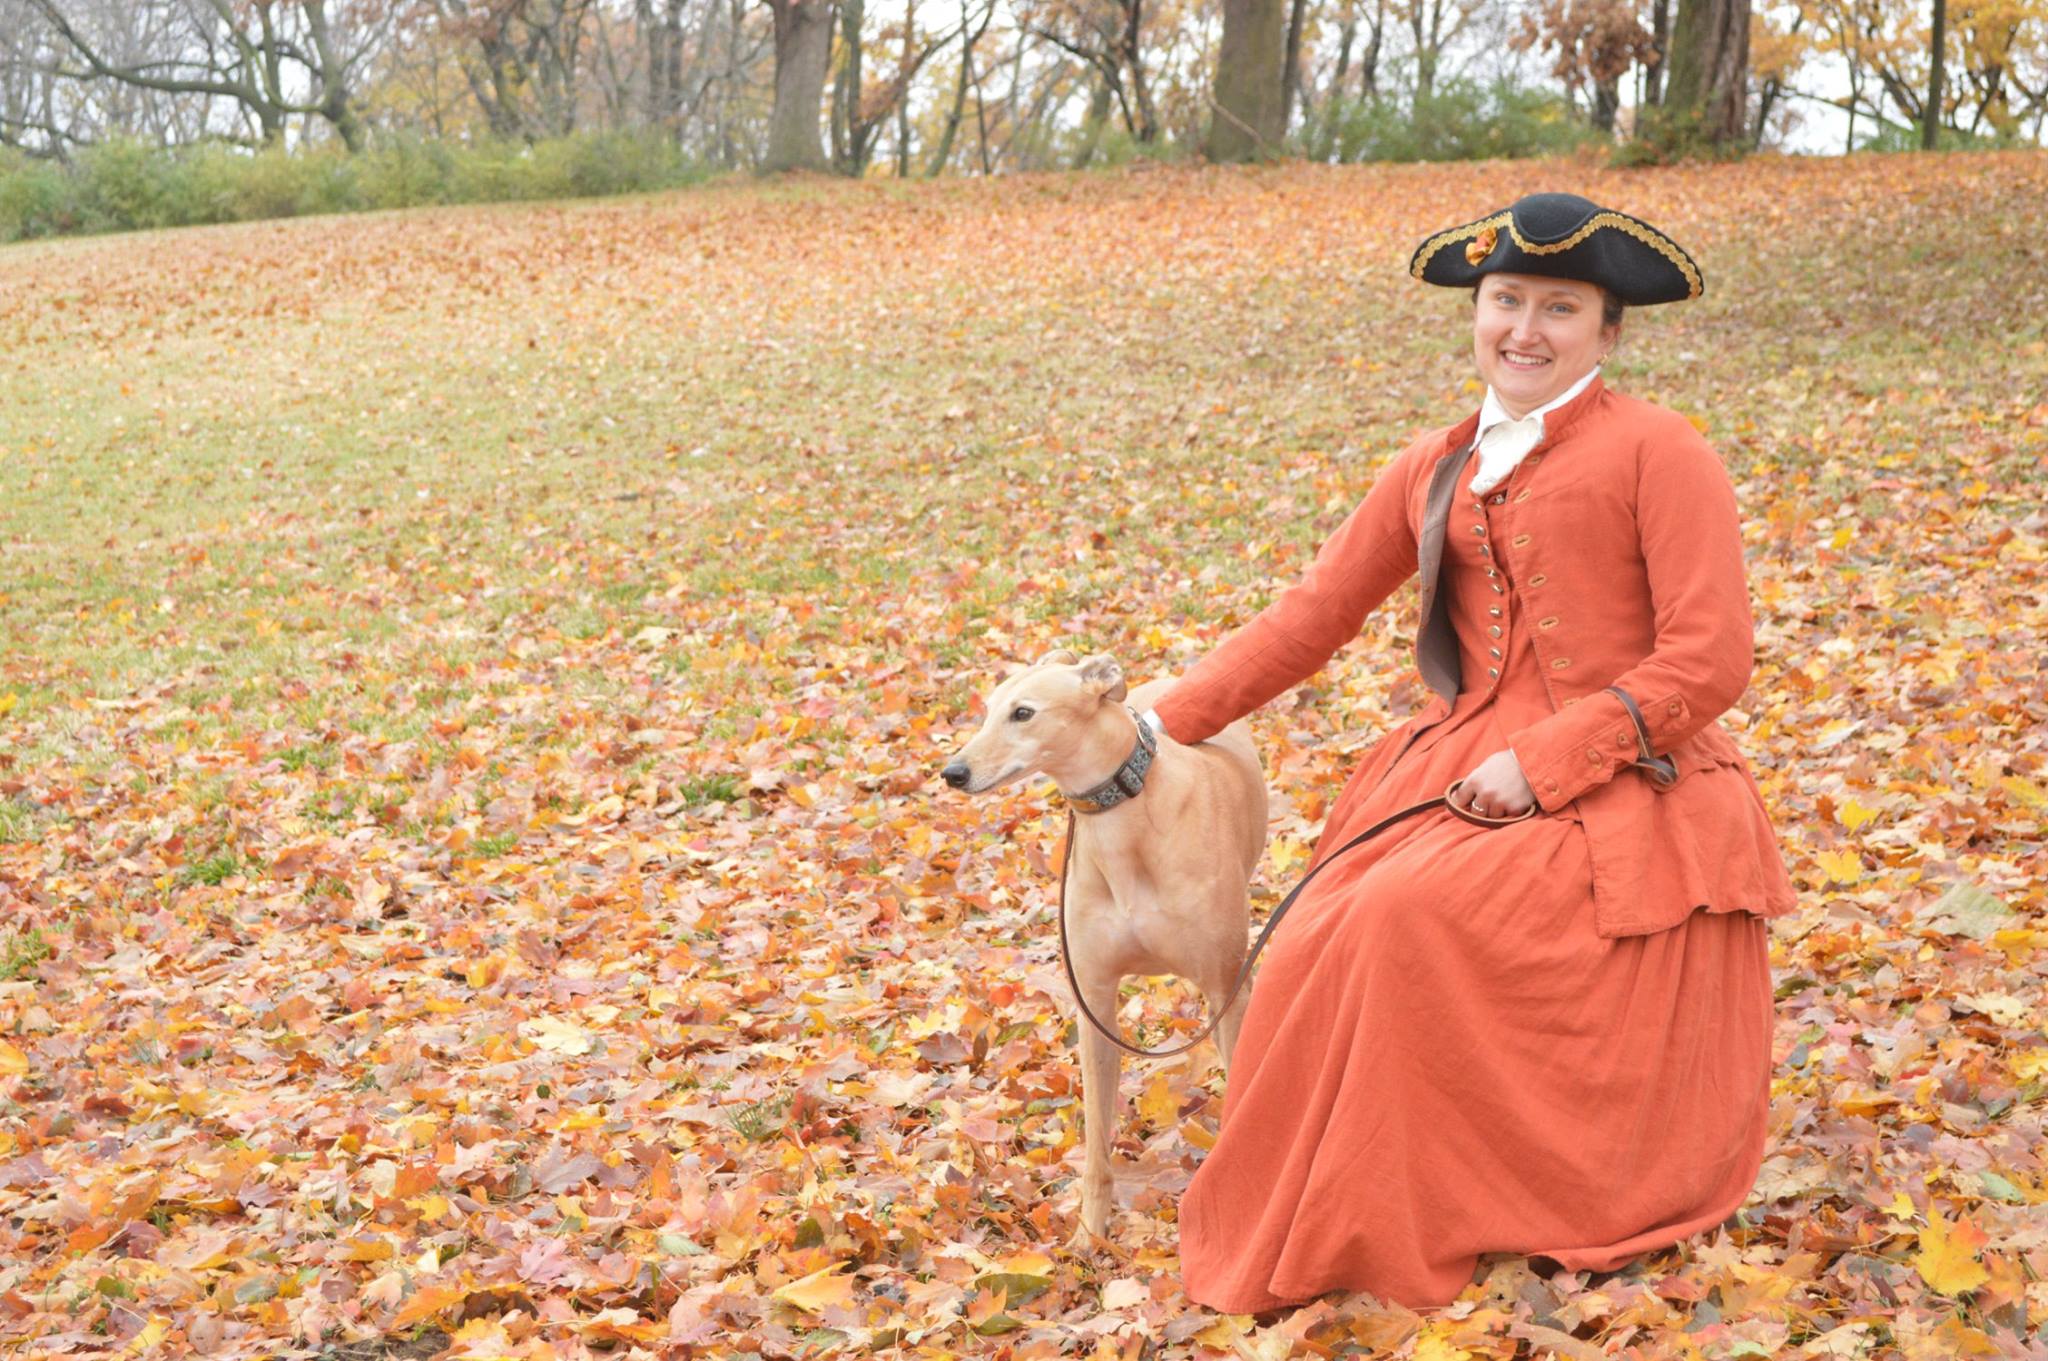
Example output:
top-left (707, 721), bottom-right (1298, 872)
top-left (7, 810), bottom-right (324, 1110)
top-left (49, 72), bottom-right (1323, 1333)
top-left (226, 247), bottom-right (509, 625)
top-left (1150, 191), bottom-right (1798, 1311)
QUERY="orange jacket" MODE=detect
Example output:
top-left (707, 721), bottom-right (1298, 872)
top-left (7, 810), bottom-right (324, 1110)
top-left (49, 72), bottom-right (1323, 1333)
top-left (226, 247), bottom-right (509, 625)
top-left (1151, 375), bottom-right (1799, 938)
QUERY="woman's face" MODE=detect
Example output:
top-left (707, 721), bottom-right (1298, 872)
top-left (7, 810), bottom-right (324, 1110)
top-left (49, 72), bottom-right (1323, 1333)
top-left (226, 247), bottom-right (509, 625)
top-left (1471, 272), bottom-right (1618, 417)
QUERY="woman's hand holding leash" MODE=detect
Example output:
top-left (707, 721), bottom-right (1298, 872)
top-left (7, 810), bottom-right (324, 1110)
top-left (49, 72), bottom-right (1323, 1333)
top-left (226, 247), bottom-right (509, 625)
top-left (1451, 748), bottom-right (1537, 821)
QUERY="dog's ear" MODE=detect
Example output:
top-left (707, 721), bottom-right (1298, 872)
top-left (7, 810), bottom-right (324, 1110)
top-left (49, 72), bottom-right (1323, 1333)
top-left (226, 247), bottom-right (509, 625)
top-left (1034, 646), bottom-right (1080, 668)
top-left (1075, 654), bottom-right (1127, 702)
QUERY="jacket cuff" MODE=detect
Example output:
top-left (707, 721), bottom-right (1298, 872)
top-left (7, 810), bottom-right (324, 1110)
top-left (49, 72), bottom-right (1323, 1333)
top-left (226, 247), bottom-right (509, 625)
top-left (1507, 686), bottom-right (1692, 810)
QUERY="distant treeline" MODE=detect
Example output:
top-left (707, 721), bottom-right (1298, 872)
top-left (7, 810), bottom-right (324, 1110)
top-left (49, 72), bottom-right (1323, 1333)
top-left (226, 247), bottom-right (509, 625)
top-left (0, 0), bottom-right (2037, 241)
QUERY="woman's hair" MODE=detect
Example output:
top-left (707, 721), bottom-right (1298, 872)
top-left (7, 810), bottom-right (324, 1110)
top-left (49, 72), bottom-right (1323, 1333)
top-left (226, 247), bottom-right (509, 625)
top-left (1471, 281), bottom-right (1625, 331)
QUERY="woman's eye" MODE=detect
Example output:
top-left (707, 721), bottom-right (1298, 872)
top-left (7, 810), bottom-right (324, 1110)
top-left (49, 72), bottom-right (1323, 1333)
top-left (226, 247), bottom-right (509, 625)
top-left (1010, 706), bottom-right (1033, 722)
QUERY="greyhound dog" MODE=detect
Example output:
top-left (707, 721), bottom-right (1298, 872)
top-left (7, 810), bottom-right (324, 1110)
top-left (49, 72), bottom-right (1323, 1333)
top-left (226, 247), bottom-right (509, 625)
top-left (940, 647), bottom-right (1267, 1241)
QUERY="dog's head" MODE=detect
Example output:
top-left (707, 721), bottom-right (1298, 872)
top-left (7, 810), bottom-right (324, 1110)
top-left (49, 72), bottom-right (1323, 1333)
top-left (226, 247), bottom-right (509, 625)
top-left (939, 647), bottom-right (1128, 794)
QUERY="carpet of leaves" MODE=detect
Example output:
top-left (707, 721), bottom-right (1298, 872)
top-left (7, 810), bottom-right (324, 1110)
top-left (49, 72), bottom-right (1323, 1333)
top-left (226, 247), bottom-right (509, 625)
top-left (0, 151), bottom-right (2044, 1359)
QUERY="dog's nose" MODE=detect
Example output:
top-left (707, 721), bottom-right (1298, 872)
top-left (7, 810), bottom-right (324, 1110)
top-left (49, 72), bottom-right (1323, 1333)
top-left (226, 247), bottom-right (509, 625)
top-left (940, 761), bottom-right (970, 789)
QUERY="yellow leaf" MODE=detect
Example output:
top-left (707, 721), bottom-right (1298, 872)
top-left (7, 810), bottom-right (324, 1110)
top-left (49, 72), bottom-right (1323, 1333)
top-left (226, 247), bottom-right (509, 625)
top-left (519, 1016), bottom-right (593, 1054)
top-left (773, 1261), bottom-right (856, 1314)
top-left (332, 1236), bottom-right (395, 1262)
top-left (118, 1315), bottom-right (170, 1357)
top-left (1830, 525), bottom-right (1853, 550)
top-left (0, 693), bottom-right (17, 717)
top-left (989, 1249), bottom-right (1053, 1279)
top-left (0, 1040), bottom-right (27, 1075)
top-left (1836, 798), bottom-right (1879, 831)
top-left (1999, 776), bottom-right (2045, 808)
top-left (1913, 1209), bottom-right (1991, 1296)
top-left (1414, 1333), bottom-right (1474, 1361)
top-left (2010, 1049), bottom-right (2048, 1083)
top-left (392, 1281), bottom-right (472, 1329)
top-left (1178, 1115), bottom-right (1217, 1150)
top-left (1815, 849), bottom-right (1862, 885)
top-left (1883, 1191), bottom-right (1919, 1220)
top-left (1137, 1072), bottom-right (1178, 1130)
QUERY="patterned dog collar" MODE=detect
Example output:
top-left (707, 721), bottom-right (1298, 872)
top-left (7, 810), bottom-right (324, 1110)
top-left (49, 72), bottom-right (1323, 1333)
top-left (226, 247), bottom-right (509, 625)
top-left (1064, 706), bottom-right (1157, 814)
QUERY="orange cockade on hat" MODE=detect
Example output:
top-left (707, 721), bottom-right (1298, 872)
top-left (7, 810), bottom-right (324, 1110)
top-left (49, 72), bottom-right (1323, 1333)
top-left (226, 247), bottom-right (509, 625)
top-left (1464, 226), bottom-right (1497, 267)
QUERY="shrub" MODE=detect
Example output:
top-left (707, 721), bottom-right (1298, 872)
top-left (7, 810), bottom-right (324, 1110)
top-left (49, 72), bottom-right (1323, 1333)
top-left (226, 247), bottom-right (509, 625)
top-left (0, 130), bottom-right (719, 243)
top-left (1299, 80), bottom-right (1606, 164)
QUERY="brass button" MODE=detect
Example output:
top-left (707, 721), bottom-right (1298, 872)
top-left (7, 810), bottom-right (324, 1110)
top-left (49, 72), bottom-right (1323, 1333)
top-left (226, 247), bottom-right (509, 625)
top-left (1488, 606), bottom-right (1502, 617)
top-left (1539, 616), bottom-right (1559, 629)
top-left (1515, 489), bottom-right (1532, 502)
top-left (1528, 454), bottom-right (1543, 465)
top-left (1617, 731), bottom-right (1634, 746)
top-left (1488, 625), bottom-right (1502, 637)
top-left (1667, 700), bottom-right (1682, 715)
top-left (1478, 544), bottom-right (1490, 556)
top-left (1552, 657), bottom-right (1571, 669)
top-left (1528, 573), bottom-right (1547, 586)
top-left (1545, 780), bottom-right (1559, 793)
top-left (1488, 667), bottom-right (1499, 678)
top-left (1471, 524), bottom-right (1486, 536)
top-left (1490, 585), bottom-right (1503, 594)
top-left (1586, 749), bottom-right (1602, 764)
top-left (1489, 647), bottom-right (1502, 658)
top-left (1469, 501), bottom-right (1482, 512)
top-left (1512, 533), bottom-right (1531, 547)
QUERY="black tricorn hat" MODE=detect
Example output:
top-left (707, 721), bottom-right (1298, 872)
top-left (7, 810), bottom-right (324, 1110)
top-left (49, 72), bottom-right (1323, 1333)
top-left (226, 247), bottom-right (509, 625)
top-left (1409, 192), bottom-right (1702, 305)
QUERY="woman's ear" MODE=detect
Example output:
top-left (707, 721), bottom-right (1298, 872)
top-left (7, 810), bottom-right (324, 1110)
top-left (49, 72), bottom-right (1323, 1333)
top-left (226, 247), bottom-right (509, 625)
top-left (1076, 654), bottom-right (1127, 702)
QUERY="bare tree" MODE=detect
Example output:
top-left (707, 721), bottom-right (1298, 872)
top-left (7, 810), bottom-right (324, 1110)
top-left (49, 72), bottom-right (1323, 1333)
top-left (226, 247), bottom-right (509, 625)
top-left (28, 0), bottom-right (384, 150)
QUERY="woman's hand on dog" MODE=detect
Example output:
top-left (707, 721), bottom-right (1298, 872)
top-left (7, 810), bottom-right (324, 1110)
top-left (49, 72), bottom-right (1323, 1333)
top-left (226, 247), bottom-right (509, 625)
top-left (1454, 749), bottom-right (1537, 820)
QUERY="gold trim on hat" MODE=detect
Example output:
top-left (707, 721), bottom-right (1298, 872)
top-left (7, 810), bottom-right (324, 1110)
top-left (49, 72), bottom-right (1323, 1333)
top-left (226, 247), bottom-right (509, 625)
top-left (1412, 209), bottom-right (1702, 300)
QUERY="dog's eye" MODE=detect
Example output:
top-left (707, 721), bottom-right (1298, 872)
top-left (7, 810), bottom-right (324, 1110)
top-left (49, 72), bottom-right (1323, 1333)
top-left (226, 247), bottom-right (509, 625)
top-left (1009, 706), bottom-right (1033, 722)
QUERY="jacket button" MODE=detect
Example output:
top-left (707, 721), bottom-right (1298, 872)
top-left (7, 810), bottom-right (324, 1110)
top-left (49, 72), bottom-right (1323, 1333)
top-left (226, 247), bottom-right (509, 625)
top-left (1488, 625), bottom-right (1502, 637)
top-left (1564, 697), bottom-right (1580, 706)
top-left (1488, 666), bottom-right (1499, 678)
top-left (1617, 731), bottom-right (1633, 746)
top-left (1485, 566), bottom-right (1497, 577)
top-left (1488, 606), bottom-right (1502, 617)
top-left (1512, 533), bottom-right (1531, 547)
top-left (1471, 524), bottom-right (1486, 536)
top-left (1489, 647), bottom-right (1502, 658)
top-left (1491, 585), bottom-right (1503, 594)
top-left (1546, 780), bottom-right (1559, 793)
top-left (1552, 657), bottom-right (1571, 669)
top-left (1667, 700), bottom-right (1682, 715)
top-left (1529, 573), bottom-right (1547, 586)
top-left (1478, 544), bottom-right (1490, 556)
top-left (1515, 489), bottom-right (1531, 502)
top-left (1586, 749), bottom-right (1602, 764)
top-left (1489, 492), bottom-right (1506, 504)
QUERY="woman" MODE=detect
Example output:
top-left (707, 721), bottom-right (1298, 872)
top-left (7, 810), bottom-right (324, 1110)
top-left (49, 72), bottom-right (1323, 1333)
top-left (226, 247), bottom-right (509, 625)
top-left (1141, 192), bottom-right (1799, 1312)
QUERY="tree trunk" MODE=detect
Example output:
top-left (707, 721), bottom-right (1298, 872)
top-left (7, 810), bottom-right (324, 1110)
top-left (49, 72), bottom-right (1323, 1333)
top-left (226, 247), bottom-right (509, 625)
top-left (1663, 0), bottom-right (1748, 143)
top-left (1073, 69), bottom-right (1114, 167)
top-left (1592, 73), bottom-right (1619, 132)
top-left (1281, 0), bottom-right (1308, 132)
top-left (831, 0), bottom-right (863, 172)
top-left (764, 0), bottom-right (834, 172)
top-left (1645, 0), bottom-right (1670, 105)
top-left (1206, 0), bottom-right (1287, 160)
top-left (1922, 0), bottom-right (1945, 149)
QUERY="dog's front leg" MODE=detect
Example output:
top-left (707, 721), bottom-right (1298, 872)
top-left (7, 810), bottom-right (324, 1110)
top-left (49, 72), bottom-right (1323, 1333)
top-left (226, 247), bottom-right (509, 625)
top-left (1069, 966), bottom-right (1125, 1242)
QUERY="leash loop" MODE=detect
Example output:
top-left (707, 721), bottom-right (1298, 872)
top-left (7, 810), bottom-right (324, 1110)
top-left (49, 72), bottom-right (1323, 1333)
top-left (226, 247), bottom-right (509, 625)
top-left (1056, 778), bottom-right (1534, 1059)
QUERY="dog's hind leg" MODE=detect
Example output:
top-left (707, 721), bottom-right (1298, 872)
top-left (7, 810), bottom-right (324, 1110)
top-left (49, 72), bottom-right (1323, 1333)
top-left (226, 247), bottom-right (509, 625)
top-left (1207, 973), bottom-right (1252, 1076)
top-left (1068, 965), bottom-right (1125, 1242)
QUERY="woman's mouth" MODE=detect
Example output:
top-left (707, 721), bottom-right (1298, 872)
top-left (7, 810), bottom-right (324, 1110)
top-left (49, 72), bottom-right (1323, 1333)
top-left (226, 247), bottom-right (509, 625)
top-left (1501, 350), bottom-right (1550, 369)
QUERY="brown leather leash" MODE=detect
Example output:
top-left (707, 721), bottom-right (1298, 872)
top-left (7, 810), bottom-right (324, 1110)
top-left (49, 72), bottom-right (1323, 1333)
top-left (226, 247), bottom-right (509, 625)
top-left (1055, 779), bottom-right (1534, 1059)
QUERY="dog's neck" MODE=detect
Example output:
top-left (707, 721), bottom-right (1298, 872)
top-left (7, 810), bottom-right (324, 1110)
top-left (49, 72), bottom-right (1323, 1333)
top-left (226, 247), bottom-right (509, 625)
top-left (1054, 704), bottom-right (1155, 814)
